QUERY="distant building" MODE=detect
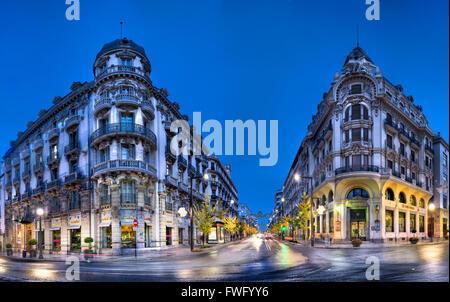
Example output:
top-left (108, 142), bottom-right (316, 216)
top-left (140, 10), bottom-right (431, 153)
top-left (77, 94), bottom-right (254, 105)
top-left (432, 132), bottom-right (449, 238)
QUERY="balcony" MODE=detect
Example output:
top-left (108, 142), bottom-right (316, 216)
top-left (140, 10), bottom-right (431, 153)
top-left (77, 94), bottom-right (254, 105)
top-left (141, 100), bottom-right (155, 120)
top-left (165, 175), bottom-right (178, 188)
top-left (22, 169), bottom-right (31, 180)
top-left (21, 189), bottom-right (32, 200)
top-left (46, 179), bottom-right (61, 191)
top-left (21, 149), bottom-right (31, 159)
top-left (92, 159), bottom-right (157, 179)
top-left (90, 123), bottom-right (157, 149)
top-left (115, 93), bottom-right (140, 108)
top-left (47, 127), bottom-right (60, 141)
top-left (4, 160), bottom-right (12, 172)
top-left (383, 118), bottom-right (398, 133)
top-left (47, 152), bottom-right (60, 167)
top-left (178, 155), bottom-right (187, 168)
top-left (335, 165), bottom-right (379, 176)
top-left (64, 141), bottom-right (80, 158)
top-left (165, 144), bottom-right (176, 163)
top-left (5, 179), bottom-right (12, 188)
top-left (425, 145), bottom-right (434, 155)
top-left (188, 163), bottom-right (197, 176)
top-left (410, 136), bottom-right (420, 149)
top-left (65, 115), bottom-right (81, 132)
top-left (32, 138), bottom-right (44, 151)
top-left (34, 162), bottom-right (45, 175)
top-left (398, 128), bottom-right (410, 142)
top-left (94, 97), bottom-right (112, 116)
top-left (12, 157), bottom-right (20, 167)
top-left (178, 181), bottom-right (189, 193)
top-left (32, 184), bottom-right (45, 196)
top-left (95, 65), bottom-right (150, 82)
top-left (64, 171), bottom-right (84, 184)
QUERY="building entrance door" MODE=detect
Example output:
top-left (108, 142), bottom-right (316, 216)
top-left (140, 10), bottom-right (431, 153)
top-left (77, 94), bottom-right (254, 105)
top-left (350, 209), bottom-right (367, 240)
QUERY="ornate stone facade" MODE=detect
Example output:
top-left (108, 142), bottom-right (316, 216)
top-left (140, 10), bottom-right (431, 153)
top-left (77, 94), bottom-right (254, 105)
top-left (0, 38), bottom-right (239, 255)
top-left (271, 46), bottom-right (446, 243)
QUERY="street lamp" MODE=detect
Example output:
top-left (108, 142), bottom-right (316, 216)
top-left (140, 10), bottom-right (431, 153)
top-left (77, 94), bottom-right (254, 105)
top-left (36, 207), bottom-right (44, 259)
top-left (294, 173), bottom-right (315, 247)
top-left (428, 202), bottom-right (435, 242)
top-left (189, 172), bottom-right (209, 251)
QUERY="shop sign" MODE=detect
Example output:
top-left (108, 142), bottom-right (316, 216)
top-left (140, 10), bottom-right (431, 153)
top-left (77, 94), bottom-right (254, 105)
top-left (400, 204), bottom-right (416, 211)
top-left (69, 214), bottom-right (81, 228)
top-left (101, 211), bottom-right (111, 223)
top-left (120, 215), bottom-right (136, 226)
top-left (51, 218), bottom-right (61, 229)
top-left (335, 220), bottom-right (341, 232)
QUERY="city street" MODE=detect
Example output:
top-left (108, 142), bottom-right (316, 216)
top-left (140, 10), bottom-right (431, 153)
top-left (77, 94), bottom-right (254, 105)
top-left (0, 237), bottom-right (448, 282)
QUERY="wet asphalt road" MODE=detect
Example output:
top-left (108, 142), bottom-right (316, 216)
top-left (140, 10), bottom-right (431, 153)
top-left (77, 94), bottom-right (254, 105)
top-left (0, 237), bottom-right (448, 282)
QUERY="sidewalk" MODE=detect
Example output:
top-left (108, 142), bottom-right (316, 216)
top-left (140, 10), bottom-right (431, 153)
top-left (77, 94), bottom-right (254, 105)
top-left (281, 238), bottom-right (449, 249)
top-left (0, 238), bottom-right (247, 263)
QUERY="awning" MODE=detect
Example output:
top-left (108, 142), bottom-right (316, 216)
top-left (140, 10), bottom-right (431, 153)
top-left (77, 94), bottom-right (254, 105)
top-left (67, 225), bottom-right (81, 230)
top-left (49, 227), bottom-right (60, 231)
top-left (98, 221), bottom-right (111, 227)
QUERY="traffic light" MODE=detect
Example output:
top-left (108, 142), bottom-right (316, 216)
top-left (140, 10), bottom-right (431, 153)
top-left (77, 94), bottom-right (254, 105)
top-left (281, 225), bottom-right (287, 232)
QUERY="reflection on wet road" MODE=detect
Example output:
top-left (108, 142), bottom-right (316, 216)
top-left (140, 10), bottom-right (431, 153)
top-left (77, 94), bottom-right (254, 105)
top-left (0, 237), bottom-right (447, 282)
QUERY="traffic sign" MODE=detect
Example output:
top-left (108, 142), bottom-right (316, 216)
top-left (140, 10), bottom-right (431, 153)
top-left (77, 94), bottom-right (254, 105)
top-left (133, 219), bottom-right (138, 227)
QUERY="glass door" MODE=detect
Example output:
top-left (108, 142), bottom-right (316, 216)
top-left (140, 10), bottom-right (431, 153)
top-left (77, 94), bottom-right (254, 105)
top-left (120, 113), bottom-right (133, 132)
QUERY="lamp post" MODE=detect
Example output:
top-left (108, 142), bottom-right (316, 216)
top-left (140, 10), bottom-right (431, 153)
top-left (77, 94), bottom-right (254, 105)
top-left (36, 208), bottom-right (44, 259)
top-left (428, 202), bottom-right (435, 242)
top-left (294, 173), bottom-right (315, 247)
top-left (189, 172), bottom-right (209, 251)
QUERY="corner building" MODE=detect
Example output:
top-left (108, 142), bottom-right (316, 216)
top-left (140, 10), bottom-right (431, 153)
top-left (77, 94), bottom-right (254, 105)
top-left (0, 38), bottom-right (239, 255)
top-left (279, 46), bottom-right (444, 243)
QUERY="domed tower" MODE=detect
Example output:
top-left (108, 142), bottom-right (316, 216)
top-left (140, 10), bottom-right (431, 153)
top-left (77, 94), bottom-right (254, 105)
top-left (91, 38), bottom-right (158, 254)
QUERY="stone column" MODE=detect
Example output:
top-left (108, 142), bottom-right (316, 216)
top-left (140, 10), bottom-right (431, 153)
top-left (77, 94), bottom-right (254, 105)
top-left (136, 184), bottom-right (145, 250)
top-left (394, 207), bottom-right (399, 241)
top-left (110, 184), bottom-right (121, 255)
top-left (319, 215), bottom-right (323, 234)
top-left (159, 192), bottom-right (166, 247)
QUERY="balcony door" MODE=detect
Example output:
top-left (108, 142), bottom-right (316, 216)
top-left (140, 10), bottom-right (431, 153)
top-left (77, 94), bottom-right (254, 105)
top-left (120, 113), bottom-right (134, 132)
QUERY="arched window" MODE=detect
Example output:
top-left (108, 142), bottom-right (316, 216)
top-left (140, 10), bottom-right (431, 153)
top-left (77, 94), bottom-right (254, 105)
top-left (321, 195), bottom-right (326, 205)
top-left (419, 198), bottom-right (425, 208)
top-left (410, 195), bottom-right (417, 206)
top-left (347, 188), bottom-right (369, 200)
top-left (328, 191), bottom-right (334, 203)
top-left (385, 188), bottom-right (395, 201)
top-left (362, 106), bottom-right (369, 120)
top-left (399, 192), bottom-right (406, 203)
top-left (351, 104), bottom-right (361, 120)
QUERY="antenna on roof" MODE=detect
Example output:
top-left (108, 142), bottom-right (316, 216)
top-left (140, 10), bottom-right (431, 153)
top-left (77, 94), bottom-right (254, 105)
top-left (120, 21), bottom-right (123, 39)
top-left (356, 24), bottom-right (360, 47)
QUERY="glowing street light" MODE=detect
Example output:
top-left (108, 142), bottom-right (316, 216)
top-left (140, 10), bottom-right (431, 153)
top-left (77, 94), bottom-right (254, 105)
top-left (429, 202), bottom-right (436, 242)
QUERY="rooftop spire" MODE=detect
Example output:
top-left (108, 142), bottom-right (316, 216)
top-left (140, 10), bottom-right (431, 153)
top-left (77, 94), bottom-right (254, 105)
top-left (120, 21), bottom-right (123, 39)
top-left (356, 24), bottom-right (359, 47)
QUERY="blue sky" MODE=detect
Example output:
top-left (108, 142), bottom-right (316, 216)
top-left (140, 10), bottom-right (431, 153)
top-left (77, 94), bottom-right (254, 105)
top-left (0, 0), bottom-right (448, 228)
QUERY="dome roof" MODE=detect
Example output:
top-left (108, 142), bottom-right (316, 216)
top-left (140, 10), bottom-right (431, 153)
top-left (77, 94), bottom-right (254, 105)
top-left (344, 46), bottom-right (373, 65)
top-left (96, 38), bottom-right (147, 59)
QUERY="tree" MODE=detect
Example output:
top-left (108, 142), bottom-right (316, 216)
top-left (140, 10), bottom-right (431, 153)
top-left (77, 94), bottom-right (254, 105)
top-left (223, 216), bottom-right (238, 241)
top-left (293, 193), bottom-right (316, 241)
top-left (193, 194), bottom-right (217, 246)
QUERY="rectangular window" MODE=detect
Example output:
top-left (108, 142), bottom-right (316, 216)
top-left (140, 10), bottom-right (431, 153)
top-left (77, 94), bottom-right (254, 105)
top-left (121, 144), bottom-right (135, 160)
top-left (411, 150), bottom-right (416, 162)
top-left (165, 193), bottom-right (173, 211)
top-left (401, 166), bottom-right (405, 175)
top-left (443, 194), bottom-right (448, 209)
top-left (351, 104), bottom-right (361, 120)
top-left (410, 214), bottom-right (416, 232)
top-left (178, 168), bottom-right (184, 182)
top-left (352, 128), bottom-right (361, 141)
top-left (350, 84), bottom-right (362, 95)
top-left (386, 135), bottom-right (393, 149)
top-left (352, 155), bottom-right (361, 168)
top-left (399, 212), bottom-right (406, 232)
top-left (385, 210), bottom-right (394, 232)
top-left (100, 184), bottom-right (110, 205)
top-left (419, 216), bottom-right (425, 232)
top-left (443, 153), bottom-right (448, 167)
top-left (363, 128), bottom-right (369, 142)
top-left (387, 160), bottom-right (393, 170)
top-left (69, 192), bottom-right (80, 210)
top-left (345, 130), bottom-right (349, 143)
top-left (120, 181), bottom-right (136, 204)
top-left (400, 143), bottom-right (405, 156)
